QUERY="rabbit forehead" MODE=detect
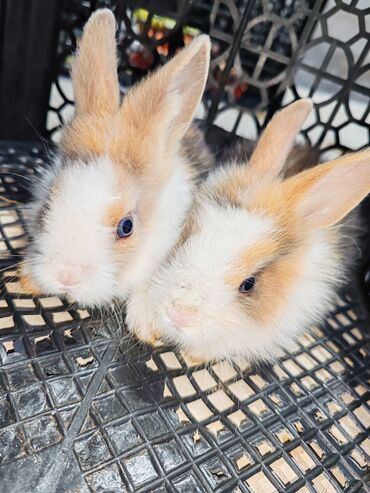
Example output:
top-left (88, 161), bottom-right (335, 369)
top-left (41, 156), bottom-right (137, 246)
top-left (178, 201), bottom-right (277, 277)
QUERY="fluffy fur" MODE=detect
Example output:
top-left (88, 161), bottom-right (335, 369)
top-left (126, 99), bottom-right (370, 363)
top-left (20, 10), bottom-right (213, 306)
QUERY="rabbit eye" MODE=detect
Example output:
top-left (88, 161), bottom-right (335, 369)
top-left (117, 216), bottom-right (134, 238)
top-left (239, 276), bottom-right (255, 294)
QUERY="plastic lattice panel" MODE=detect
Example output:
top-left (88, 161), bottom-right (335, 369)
top-left (47, 0), bottom-right (370, 156)
top-left (47, 0), bottom-right (318, 139)
top-left (0, 143), bottom-right (369, 492)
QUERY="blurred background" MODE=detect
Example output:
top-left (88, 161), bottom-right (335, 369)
top-left (0, 0), bottom-right (369, 158)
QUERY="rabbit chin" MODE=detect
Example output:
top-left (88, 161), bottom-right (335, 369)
top-left (158, 311), bottom-right (275, 363)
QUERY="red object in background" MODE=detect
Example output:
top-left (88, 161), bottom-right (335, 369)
top-left (234, 82), bottom-right (248, 99)
top-left (129, 50), bottom-right (154, 70)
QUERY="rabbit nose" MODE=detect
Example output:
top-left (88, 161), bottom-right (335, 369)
top-left (166, 304), bottom-right (197, 329)
top-left (57, 266), bottom-right (84, 288)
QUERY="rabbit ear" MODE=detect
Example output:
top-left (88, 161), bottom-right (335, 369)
top-left (71, 9), bottom-right (119, 116)
top-left (118, 35), bottom-right (210, 152)
top-left (249, 99), bottom-right (313, 181)
top-left (283, 149), bottom-right (370, 229)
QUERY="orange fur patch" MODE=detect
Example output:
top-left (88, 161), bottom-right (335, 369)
top-left (104, 202), bottom-right (127, 229)
top-left (226, 235), bottom-right (290, 288)
top-left (18, 269), bottom-right (42, 296)
top-left (244, 248), bottom-right (305, 325)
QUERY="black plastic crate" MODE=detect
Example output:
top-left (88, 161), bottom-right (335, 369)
top-left (0, 1), bottom-right (369, 492)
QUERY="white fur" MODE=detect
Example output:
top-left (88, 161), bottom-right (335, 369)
top-left (116, 159), bottom-right (193, 293)
top-left (24, 154), bottom-right (193, 307)
top-left (131, 198), bottom-right (346, 362)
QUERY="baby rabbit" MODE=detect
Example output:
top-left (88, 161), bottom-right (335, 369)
top-left (20, 9), bottom-right (212, 307)
top-left (127, 99), bottom-right (370, 363)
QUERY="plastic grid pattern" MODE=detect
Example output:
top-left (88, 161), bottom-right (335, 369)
top-left (47, 0), bottom-right (318, 138)
top-left (0, 144), bottom-right (369, 493)
top-left (46, 0), bottom-right (370, 154)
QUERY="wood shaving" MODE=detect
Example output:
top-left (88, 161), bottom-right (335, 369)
top-left (312, 475), bottom-right (336, 493)
top-left (145, 358), bottom-right (158, 372)
top-left (315, 369), bottom-right (331, 382)
top-left (309, 440), bottom-right (324, 459)
top-left (22, 314), bottom-right (45, 326)
top-left (207, 390), bottom-right (233, 412)
top-left (228, 410), bottom-right (247, 428)
top-left (2, 340), bottom-right (14, 352)
top-left (0, 316), bottom-right (14, 329)
top-left (11, 238), bottom-right (27, 249)
top-left (211, 468), bottom-right (225, 478)
top-left (163, 384), bottom-right (172, 398)
top-left (249, 399), bottom-right (268, 416)
top-left (271, 457), bottom-right (297, 484)
top-left (13, 299), bottom-right (35, 308)
top-left (173, 375), bottom-right (196, 398)
top-left (212, 361), bottom-right (237, 381)
top-left (52, 312), bottom-right (73, 323)
top-left (76, 355), bottom-right (94, 366)
top-left (206, 420), bottom-right (224, 436)
top-left (339, 415), bottom-right (361, 438)
top-left (4, 225), bottom-right (24, 236)
top-left (282, 360), bottom-right (301, 376)
top-left (175, 408), bottom-right (190, 425)
top-left (339, 392), bottom-right (354, 405)
top-left (273, 365), bottom-right (287, 380)
top-left (246, 471), bottom-right (277, 493)
top-left (301, 376), bottom-right (317, 390)
top-left (314, 409), bottom-right (326, 422)
top-left (276, 429), bottom-right (292, 444)
top-left (353, 405), bottom-right (370, 424)
top-left (228, 380), bottom-right (254, 401)
top-left (294, 421), bottom-right (304, 433)
top-left (327, 400), bottom-right (341, 415)
top-left (290, 446), bottom-right (316, 471)
top-left (331, 466), bottom-right (348, 487)
top-left (236, 453), bottom-right (251, 470)
top-left (192, 369), bottom-right (217, 391)
top-left (187, 399), bottom-right (212, 422)
top-left (350, 449), bottom-right (367, 469)
top-left (35, 335), bottom-right (51, 344)
top-left (192, 430), bottom-right (201, 444)
top-left (160, 352), bottom-right (182, 370)
top-left (78, 309), bottom-right (90, 319)
top-left (329, 425), bottom-right (347, 445)
top-left (250, 374), bottom-right (267, 389)
top-left (256, 440), bottom-right (273, 456)
top-left (39, 297), bottom-right (63, 308)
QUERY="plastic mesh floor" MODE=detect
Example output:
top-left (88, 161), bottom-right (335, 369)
top-left (0, 143), bottom-right (369, 492)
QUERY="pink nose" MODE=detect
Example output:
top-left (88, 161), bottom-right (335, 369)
top-left (57, 267), bottom-right (84, 288)
top-left (166, 304), bottom-right (197, 329)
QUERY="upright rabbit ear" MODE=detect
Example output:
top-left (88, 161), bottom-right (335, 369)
top-left (118, 35), bottom-right (210, 153)
top-left (283, 149), bottom-right (370, 229)
top-left (71, 9), bottom-right (119, 116)
top-left (249, 99), bottom-right (313, 181)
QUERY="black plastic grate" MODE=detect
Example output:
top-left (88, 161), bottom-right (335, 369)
top-left (47, 0), bottom-right (320, 139)
top-left (0, 144), bottom-right (369, 493)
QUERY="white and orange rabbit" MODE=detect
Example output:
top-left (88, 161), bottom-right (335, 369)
top-left (127, 99), bottom-right (370, 363)
top-left (20, 9), bottom-right (213, 306)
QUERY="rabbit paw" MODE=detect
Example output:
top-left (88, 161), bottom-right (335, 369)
top-left (126, 290), bottom-right (160, 346)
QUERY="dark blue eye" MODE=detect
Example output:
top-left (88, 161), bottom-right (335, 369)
top-left (239, 276), bottom-right (255, 294)
top-left (117, 216), bottom-right (134, 238)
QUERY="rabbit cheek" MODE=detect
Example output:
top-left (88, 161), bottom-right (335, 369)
top-left (18, 264), bottom-right (42, 296)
